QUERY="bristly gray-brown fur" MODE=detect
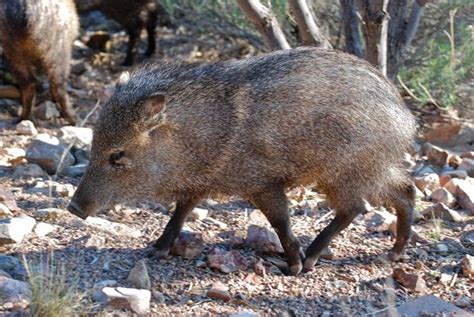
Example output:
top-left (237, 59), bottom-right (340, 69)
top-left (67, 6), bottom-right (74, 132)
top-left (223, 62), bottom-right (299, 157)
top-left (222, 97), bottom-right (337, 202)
top-left (69, 47), bottom-right (417, 275)
top-left (0, 0), bottom-right (79, 124)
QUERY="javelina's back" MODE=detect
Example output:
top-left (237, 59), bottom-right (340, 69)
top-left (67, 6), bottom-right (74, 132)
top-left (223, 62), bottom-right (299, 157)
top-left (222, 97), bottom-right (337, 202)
top-left (0, 0), bottom-right (79, 123)
top-left (71, 47), bottom-right (417, 275)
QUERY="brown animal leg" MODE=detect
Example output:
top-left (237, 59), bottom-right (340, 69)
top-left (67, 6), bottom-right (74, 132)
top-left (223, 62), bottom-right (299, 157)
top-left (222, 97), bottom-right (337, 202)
top-left (251, 185), bottom-right (303, 276)
top-left (148, 195), bottom-right (202, 258)
top-left (123, 26), bottom-right (141, 66)
top-left (49, 76), bottom-right (76, 125)
top-left (387, 184), bottom-right (415, 261)
top-left (303, 201), bottom-right (364, 271)
top-left (145, 10), bottom-right (157, 56)
top-left (12, 62), bottom-right (36, 121)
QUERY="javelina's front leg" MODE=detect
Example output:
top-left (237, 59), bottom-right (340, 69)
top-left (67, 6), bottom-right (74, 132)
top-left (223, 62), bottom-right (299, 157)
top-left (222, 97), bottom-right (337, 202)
top-left (148, 195), bottom-right (202, 258)
top-left (251, 185), bottom-right (304, 276)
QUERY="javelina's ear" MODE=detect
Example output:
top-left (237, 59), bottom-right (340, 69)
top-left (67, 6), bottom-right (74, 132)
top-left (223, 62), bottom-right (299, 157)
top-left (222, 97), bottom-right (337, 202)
top-left (141, 93), bottom-right (166, 122)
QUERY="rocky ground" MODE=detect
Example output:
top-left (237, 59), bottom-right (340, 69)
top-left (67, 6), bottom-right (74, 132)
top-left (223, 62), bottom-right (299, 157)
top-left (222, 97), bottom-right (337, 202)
top-left (0, 9), bottom-right (473, 317)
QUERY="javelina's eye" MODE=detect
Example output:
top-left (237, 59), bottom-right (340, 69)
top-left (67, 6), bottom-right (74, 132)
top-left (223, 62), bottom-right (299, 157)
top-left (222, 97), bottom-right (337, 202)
top-left (109, 151), bottom-right (125, 168)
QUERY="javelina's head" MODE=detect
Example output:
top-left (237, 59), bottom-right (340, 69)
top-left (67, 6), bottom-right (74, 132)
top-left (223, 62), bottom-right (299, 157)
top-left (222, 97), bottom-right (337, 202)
top-left (68, 71), bottom-right (177, 219)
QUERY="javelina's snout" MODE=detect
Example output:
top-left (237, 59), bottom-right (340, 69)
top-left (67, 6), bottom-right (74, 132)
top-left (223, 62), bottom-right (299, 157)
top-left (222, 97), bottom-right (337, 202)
top-left (67, 201), bottom-right (88, 220)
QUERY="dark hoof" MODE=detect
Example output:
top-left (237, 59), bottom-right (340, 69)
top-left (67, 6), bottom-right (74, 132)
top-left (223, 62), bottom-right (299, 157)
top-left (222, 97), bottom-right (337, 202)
top-left (303, 256), bottom-right (319, 272)
top-left (388, 250), bottom-right (408, 262)
top-left (146, 246), bottom-right (170, 259)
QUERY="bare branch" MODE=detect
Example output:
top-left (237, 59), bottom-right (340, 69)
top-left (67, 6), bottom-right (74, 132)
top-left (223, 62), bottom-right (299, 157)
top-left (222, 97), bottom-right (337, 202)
top-left (236, 0), bottom-right (291, 50)
top-left (288, 0), bottom-right (332, 48)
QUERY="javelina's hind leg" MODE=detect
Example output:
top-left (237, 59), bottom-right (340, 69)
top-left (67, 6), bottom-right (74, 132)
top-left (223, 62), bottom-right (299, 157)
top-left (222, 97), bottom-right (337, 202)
top-left (148, 195), bottom-right (202, 258)
top-left (387, 183), bottom-right (415, 261)
top-left (251, 185), bottom-right (304, 276)
top-left (49, 75), bottom-right (76, 125)
top-left (303, 200), bottom-right (365, 271)
top-left (13, 63), bottom-right (36, 122)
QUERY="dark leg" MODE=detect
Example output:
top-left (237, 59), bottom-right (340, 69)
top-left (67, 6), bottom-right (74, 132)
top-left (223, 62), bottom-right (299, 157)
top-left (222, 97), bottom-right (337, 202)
top-left (387, 184), bottom-right (415, 261)
top-left (303, 200), bottom-right (364, 271)
top-left (122, 27), bottom-right (140, 66)
top-left (145, 10), bottom-right (157, 56)
top-left (49, 75), bottom-right (76, 125)
top-left (251, 185), bottom-right (303, 276)
top-left (148, 195), bottom-right (202, 258)
top-left (18, 79), bottom-right (36, 121)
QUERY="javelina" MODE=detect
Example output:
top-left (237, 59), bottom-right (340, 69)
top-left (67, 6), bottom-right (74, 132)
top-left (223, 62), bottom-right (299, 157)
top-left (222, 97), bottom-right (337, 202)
top-left (0, 0), bottom-right (79, 124)
top-left (75, 0), bottom-right (172, 66)
top-left (68, 48), bottom-right (417, 276)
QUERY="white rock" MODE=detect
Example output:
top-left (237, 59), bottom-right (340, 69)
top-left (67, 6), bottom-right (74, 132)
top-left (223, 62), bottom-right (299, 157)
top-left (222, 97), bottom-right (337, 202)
top-left (4, 148), bottom-right (26, 160)
top-left (59, 126), bottom-right (93, 150)
top-left (34, 222), bottom-right (57, 238)
top-left (99, 287), bottom-right (151, 314)
top-left (365, 209), bottom-right (397, 232)
top-left (461, 254), bottom-right (473, 277)
top-left (86, 217), bottom-right (142, 238)
top-left (188, 207), bottom-right (208, 221)
top-left (0, 203), bottom-right (13, 218)
top-left (15, 120), bottom-right (37, 136)
top-left (229, 311), bottom-right (258, 317)
top-left (34, 208), bottom-right (66, 221)
top-left (0, 216), bottom-right (36, 244)
top-left (456, 180), bottom-right (474, 214)
top-left (430, 188), bottom-right (456, 207)
top-left (34, 133), bottom-right (60, 145)
top-left (414, 173), bottom-right (440, 192)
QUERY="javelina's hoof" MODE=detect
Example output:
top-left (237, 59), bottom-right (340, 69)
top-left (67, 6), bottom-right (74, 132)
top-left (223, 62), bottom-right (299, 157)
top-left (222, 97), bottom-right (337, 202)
top-left (303, 256), bottom-right (318, 272)
top-left (146, 246), bottom-right (169, 259)
top-left (388, 250), bottom-right (407, 262)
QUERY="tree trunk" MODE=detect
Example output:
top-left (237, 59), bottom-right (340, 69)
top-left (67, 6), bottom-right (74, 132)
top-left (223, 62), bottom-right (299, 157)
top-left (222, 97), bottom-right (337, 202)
top-left (236, 0), bottom-right (291, 50)
top-left (387, 0), bottom-right (428, 80)
top-left (355, 0), bottom-right (389, 75)
top-left (288, 0), bottom-right (332, 48)
top-left (340, 0), bottom-right (364, 58)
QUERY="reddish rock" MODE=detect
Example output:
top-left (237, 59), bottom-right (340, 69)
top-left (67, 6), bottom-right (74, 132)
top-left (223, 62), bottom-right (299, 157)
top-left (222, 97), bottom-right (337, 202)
top-left (246, 225), bottom-right (284, 253)
top-left (207, 247), bottom-right (248, 273)
top-left (0, 187), bottom-right (18, 212)
top-left (430, 188), bottom-right (456, 207)
top-left (254, 258), bottom-right (266, 277)
top-left (456, 180), bottom-right (474, 214)
top-left (448, 154), bottom-right (462, 168)
top-left (206, 282), bottom-right (231, 302)
top-left (461, 254), bottom-right (473, 277)
top-left (461, 151), bottom-right (474, 159)
top-left (458, 158), bottom-right (474, 177)
top-left (421, 203), bottom-right (463, 222)
top-left (425, 122), bottom-right (474, 147)
top-left (393, 267), bottom-right (427, 293)
top-left (423, 143), bottom-right (449, 166)
top-left (170, 230), bottom-right (203, 259)
top-left (443, 178), bottom-right (465, 195)
top-left (414, 173), bottom-right (440, 192)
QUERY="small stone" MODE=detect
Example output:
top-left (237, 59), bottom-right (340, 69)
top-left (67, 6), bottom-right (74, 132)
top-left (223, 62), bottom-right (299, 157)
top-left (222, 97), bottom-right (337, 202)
top-left (430, 188), bottom-right (456, 207)
top-left (461, 254), bottom-right (473, 277)
top-left (206, 282), bottom-right (231, 302)
top-left (439, 273), bottom-right (452, 285)
top-left (54, 183), bottom-right (75, 198)
top-left (393, 267), bottom-right (427, 293)
top-left (365, 209), bottom-right (397, 232)
top-left (34, 101), bottom-right (60, 120)
top-left (434, 243), bottom-right (449, 253)
top-left (441, 169), bottom-right (468, 180)
top-left (15, 120), bottom-right (37, 136)
top-left (246, 225), bottom-right (284, 253)
top-left (63, 163), bottom-right (88, 177)
top-left (202, 217), bottom-right (227, 229)
top-left (229, 311), bottom-right (258, 317)
top-left (13, 163), bottom-right (45, 178)
top-left (254, 258), bottom-right (266, 277)
top-left (414, 173), bottom-right (440, 192)
top-left (422, 203), bottom-right (463, 222)
top-left (86, 216), bottom-right (142, 238)
top-left (0, 216), bottom-right (36, 244)
top-left (26, 138), bottom-right (75, 174)
top-left (85, 235), bottom-right (106, 248)
top-left (4, 148), bottom-right (26, 162)
top-left (448, 154), bottom-right (463, 168)
top-left (34, 222), bottom-right (57, 238)
top-left (34, 208), bottom-right (66, 222)
top-left (423, 143), bottom-right (449, 166)
top-left (127, 259), bottom-right (151, 290)
top-left (170, 230), bottom-right (203, 259)
top-left (0, 187), bottom-right (18, 212)
top-left (207, 247), bottom-right (248, 273)
top-left (249, 210), bottom-right (268, 225)
top-left (93, 280), bottom-right (117, 303)
top-left (0, 276), bottom-right (31, 305)
top-left (98, 287), bottom-right (151, 315)
top-left (188, 207), bottom-right (208, 221)
top-left (0, 204), bottom-right (13, 218)
top-left (59, 126), bottom-right (93, 150)
top-left (456, 180), bottom-right (474, 214)
top-left (458, 158), bottom-right (474, 177)
top-left (0, 256), bottom-right (27, 280)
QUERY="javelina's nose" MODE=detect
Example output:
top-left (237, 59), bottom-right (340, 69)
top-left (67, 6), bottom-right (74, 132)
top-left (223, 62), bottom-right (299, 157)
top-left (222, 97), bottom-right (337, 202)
top-left (67, 201), bottom-right (89, 220)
